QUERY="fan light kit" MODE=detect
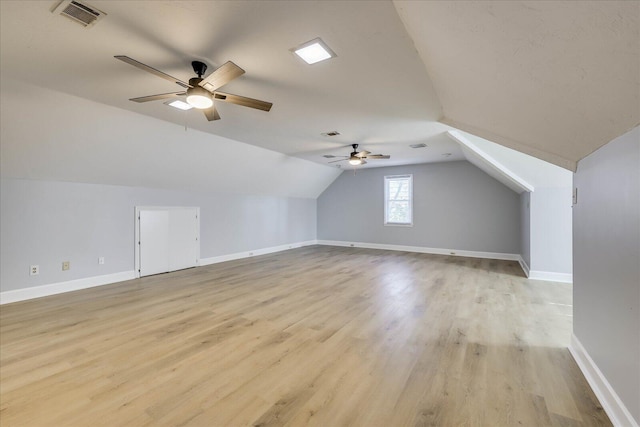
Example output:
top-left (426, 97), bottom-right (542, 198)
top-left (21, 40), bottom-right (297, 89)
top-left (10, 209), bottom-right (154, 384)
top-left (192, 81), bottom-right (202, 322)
top-left (291, 38), bottom-right (336, 65)
top-left (186, 86), bottom-right (213, 109)
top-left (349, 155), bottom-right (363, 166)
top-left (115, 56), bottom-right (272, 121)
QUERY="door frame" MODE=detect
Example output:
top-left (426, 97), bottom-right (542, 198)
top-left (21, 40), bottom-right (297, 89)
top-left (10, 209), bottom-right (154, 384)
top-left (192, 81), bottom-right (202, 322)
top-left (134, 206), bottom-right (201, 278)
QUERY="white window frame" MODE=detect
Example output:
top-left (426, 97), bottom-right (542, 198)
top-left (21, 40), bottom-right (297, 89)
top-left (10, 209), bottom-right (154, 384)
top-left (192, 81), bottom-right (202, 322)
top-left (384, 174), bottom-right (413, 226)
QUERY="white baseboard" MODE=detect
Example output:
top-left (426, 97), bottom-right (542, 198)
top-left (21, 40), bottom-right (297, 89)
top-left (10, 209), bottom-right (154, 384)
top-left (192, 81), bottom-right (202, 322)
top-left (317, 241), bottom-right (574, 283)
top-left (0, 271), bottom-right (136, 305)
top-left (528, 270), bottom-right (573, 283)
top-left (518, 256), bottom-right (531, 277)
top-left (569, 334), bottom-right (639, 427)
top-left (1, 241), bottom-right (317, 305)
top-left (316, 240), bottom-right (521, 261)
top-left (199, 240), bottom-right (317, 266)
top-left (517, 256), bottom-right (573, 284)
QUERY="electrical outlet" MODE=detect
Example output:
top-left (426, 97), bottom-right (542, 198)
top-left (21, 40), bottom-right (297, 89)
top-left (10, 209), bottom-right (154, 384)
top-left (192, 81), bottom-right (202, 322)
top-left (98, 257), bottom-right (105, 265)
top-left (62, 261), bottom-right (70, 271)
top-left (30, 265), bottom-right (39, 276)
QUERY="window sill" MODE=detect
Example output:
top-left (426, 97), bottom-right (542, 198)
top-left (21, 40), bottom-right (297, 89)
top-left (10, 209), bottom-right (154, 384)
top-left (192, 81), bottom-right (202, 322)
top-left (384, 223), bottom-right (413, 227)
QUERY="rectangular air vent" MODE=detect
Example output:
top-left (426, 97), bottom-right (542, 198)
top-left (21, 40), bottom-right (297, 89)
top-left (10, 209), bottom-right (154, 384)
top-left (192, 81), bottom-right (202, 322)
top-left (53, 0), bottom-right (106, 28)
top-left (410, 143), bottom-right (427, 149)
top-left (321, 131), bottom-right (341, 137)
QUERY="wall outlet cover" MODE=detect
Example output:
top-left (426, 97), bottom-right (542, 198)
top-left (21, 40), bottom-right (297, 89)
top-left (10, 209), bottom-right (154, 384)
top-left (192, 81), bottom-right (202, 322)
top-left (62, 261), bottom-right (70, 271)
top-left (30, 265), bottom-right (39, 276)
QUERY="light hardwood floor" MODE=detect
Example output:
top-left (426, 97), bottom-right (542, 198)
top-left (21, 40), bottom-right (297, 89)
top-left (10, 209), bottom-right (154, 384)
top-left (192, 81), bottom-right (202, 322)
top-left (1, 246), bottom-right (609, 426)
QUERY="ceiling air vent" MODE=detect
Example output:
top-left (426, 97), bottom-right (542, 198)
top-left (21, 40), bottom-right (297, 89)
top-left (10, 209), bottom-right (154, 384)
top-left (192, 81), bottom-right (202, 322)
top-left (321, 131), bottom-right (341, 137)
top-left (410, 143), bottom-right (427, 149)
top-left (53, 0), bottom-right (106, 28)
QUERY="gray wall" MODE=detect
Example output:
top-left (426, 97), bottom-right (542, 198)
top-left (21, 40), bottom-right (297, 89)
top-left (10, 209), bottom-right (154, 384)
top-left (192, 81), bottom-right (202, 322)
top-left (520, 192), bottom-right (531, 268)
top-left (530, 187), bottom-right (573, 274)
top-left (318, 161), bottom-right (520, 254)
top-left (0, 178), bottom-right (317, 292)
top-left (573, 126), bottom-right (639, 423)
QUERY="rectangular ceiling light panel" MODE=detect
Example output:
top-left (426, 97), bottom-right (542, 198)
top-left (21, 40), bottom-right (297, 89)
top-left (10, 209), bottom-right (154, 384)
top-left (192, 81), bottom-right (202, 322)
top-left (166, 100), bottom-right (193, 110)
top-left (291, 38), bottom-right (336, 65)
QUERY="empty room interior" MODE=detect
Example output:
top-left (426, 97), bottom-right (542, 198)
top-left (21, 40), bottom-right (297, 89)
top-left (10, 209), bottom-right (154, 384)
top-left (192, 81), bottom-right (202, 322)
top-left (1, 1), bottom-right (638, 426)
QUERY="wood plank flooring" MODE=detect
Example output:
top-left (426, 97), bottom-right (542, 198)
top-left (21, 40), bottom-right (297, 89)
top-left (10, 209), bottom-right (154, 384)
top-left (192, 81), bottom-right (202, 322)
top-left (0, 246), bottom-right (610, 426)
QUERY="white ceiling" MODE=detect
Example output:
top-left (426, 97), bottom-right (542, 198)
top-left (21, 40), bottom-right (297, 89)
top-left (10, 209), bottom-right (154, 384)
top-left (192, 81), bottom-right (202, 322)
top-left (1, 0), bottom-right (638, 193)
top-left (455, 132), bottom-right (574, 190)
top-left (447, 130), bottom-right (574, 194)
top-left (0, 77), bottom-right (341, 198)
top-left (0, 0), bottom-right (464, 173)
top-left (395, 0), bottom-right (639, 171)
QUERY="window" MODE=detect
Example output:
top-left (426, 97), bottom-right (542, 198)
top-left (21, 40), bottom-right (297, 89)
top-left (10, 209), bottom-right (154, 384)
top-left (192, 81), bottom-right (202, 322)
top-left (384, 175), bottom-right (413, 226)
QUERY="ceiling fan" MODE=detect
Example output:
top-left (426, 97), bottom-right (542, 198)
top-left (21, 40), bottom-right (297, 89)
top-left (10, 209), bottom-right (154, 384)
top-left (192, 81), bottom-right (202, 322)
top-left (328, 144), bottom-right (390, 166)
top-left (114, 55), bottom-right (272, 121)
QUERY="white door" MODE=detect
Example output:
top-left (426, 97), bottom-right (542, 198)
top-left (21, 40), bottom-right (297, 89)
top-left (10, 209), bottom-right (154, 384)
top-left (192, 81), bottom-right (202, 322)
top-left (139, 210), bottom-right (170, 277)
top-left (169, 208), bottom-right (198, 271)
top-left (137, 207), bottom-right (199, 277)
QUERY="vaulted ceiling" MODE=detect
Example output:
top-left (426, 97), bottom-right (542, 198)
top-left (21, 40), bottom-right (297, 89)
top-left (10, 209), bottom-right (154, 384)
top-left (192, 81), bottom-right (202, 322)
top-left (1, 0), bottom-right (638, 194)
top-left (396, 0), bottom-right (639, 171)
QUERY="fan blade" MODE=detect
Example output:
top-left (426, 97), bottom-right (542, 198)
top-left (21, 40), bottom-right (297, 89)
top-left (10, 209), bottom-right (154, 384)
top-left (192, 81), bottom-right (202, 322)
top-left (328, 158), bottom-right (347, 163)
top-left (129, 92), bottom-right (186, 103)
top-left (213, 91), bottom-right (273, 112)
top-left (367, 154), bottom-right (390, 159)
top-left (360, 160), bottom-right (368, 165)
top-left (115, 56), bottom-right (191, 88)
top-left (199, 61), bottom-right (245, 92)
top-left (203, 105), bottom-right (220, 121)
top-left (355, 150), bottom-right (371, 158)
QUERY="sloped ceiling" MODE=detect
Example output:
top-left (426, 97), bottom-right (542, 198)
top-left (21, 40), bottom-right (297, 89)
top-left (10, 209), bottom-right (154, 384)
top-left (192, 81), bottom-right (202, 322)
top-left (394, 0), bottom-right (640, 171)
top-left (447, 131), bottom-right (534, 194)
top-left (0, 77), bottom-right (341, 199)
top-left (0, 0), bottom-right (464, 179)
top-left (1, 0), bottom-right (638, 196)
top-left (447, 130), bottom-right (574, 194)
top-left (456, 131), bottom-right (574, 189)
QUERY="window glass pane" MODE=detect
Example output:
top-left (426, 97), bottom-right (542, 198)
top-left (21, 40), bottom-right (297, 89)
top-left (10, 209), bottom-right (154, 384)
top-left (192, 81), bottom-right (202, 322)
top-left (389, 180), bottom-right (408, 201)
top-left (385, 175), bottom-right (412, 224)
top-left (388, 201), bottom-right (409, 223)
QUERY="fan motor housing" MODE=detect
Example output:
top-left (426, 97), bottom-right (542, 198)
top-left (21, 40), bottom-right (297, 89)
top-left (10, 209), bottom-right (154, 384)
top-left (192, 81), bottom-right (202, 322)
top-left (191, 61), bottom-right (207, 78)
top-left (188, 77), bottom-right (203, 87)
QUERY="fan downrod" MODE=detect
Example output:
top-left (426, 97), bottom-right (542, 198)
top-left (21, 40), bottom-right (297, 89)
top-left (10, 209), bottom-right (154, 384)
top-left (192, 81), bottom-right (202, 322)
top-left (191, 61), bottom-right (208, 78)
